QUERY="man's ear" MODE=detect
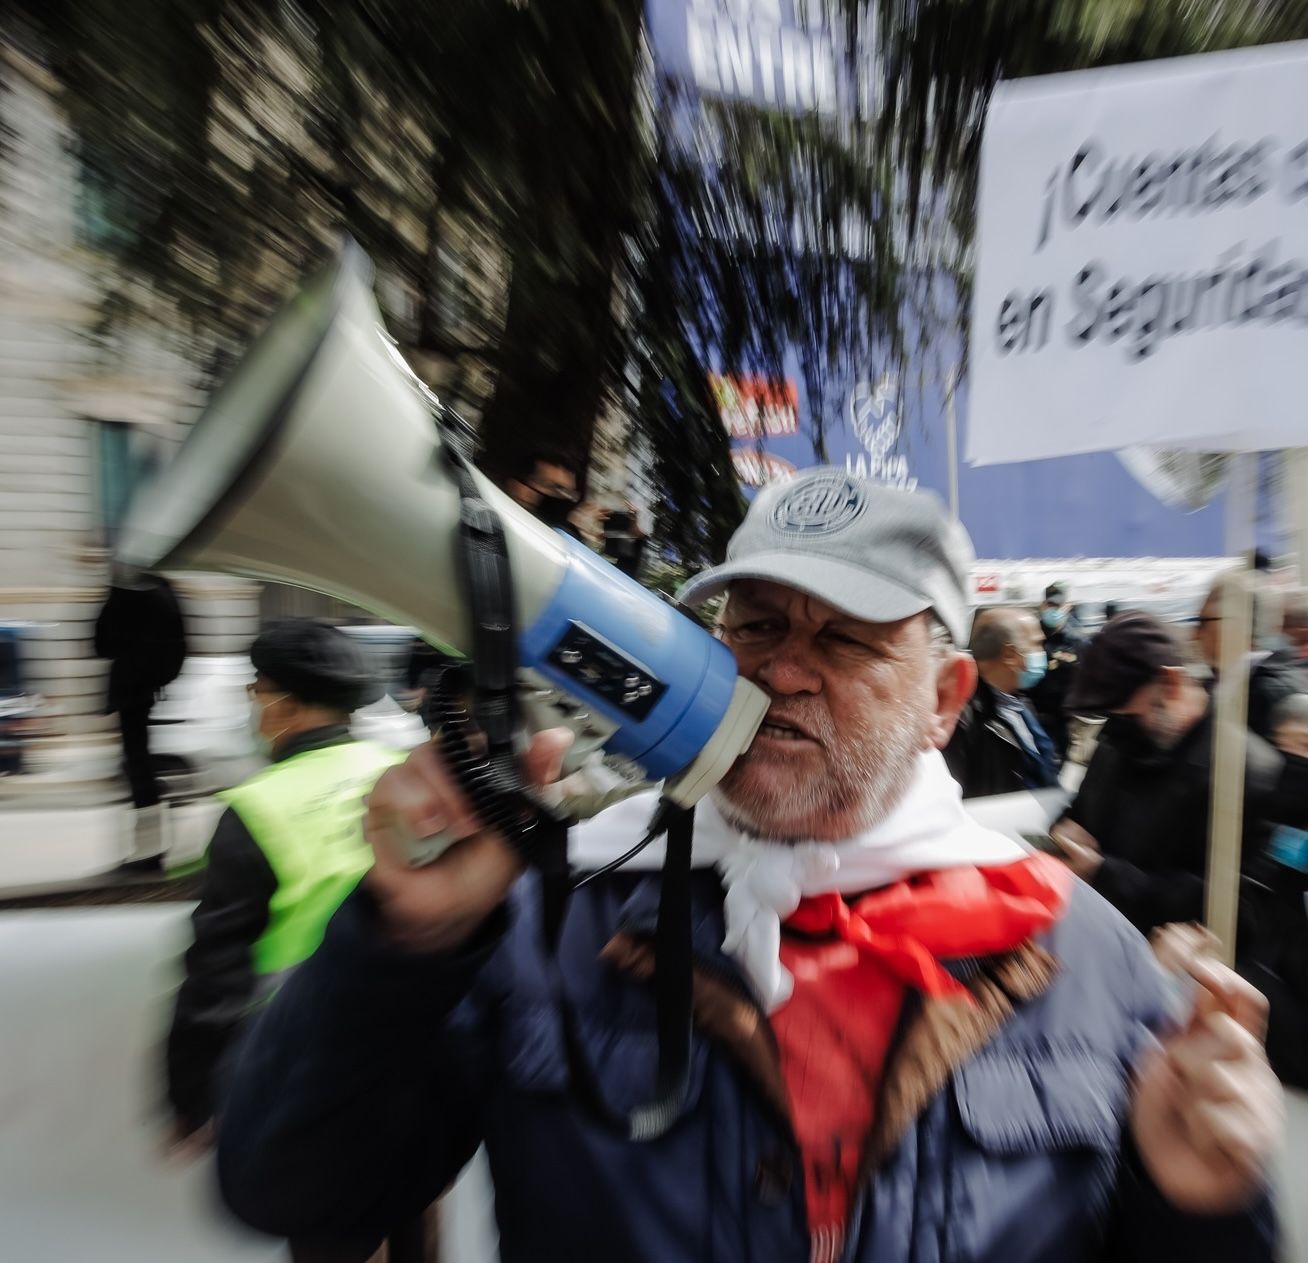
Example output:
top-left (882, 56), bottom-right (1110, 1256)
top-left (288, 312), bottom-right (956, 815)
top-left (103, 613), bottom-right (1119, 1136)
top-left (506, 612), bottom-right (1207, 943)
top-left (1158, 663), bottom-right (1188, 701)
top-left (929, 652), bottom-right (978, 750)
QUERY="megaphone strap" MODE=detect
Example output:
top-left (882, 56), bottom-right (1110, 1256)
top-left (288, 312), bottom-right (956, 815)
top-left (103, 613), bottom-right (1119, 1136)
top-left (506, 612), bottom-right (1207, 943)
top-left (436, 421), bottom-right (695, 1140)
top-left (433, 433), bottom-right (562, 863)
top-left (545, 802), bottom-right (696, 1142)
top-left (445, 445), bottom-right (520, 752)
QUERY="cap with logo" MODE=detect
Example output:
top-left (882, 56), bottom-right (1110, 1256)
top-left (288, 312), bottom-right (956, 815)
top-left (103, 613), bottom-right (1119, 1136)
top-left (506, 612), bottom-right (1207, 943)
top-left (677, 467), bottom-right (974, 645)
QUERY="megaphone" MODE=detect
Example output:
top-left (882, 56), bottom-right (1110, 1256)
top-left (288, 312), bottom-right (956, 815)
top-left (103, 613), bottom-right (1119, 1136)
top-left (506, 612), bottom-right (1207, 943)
top-left (115, 239), bottom-right (768, 816)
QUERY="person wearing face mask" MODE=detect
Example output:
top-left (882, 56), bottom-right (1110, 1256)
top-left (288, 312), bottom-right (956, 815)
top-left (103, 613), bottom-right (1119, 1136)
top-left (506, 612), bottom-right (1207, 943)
top-left (1048, 612), bottom-right (1308, 939)
top-left (944, 606), bottom-right (1059, 797)
top-left (164, 619), bottom-right (399, 1154)
top-left (1027, 581), bottom-right (1086, 764)
top-left (500, 444), bottom-right (584, 537)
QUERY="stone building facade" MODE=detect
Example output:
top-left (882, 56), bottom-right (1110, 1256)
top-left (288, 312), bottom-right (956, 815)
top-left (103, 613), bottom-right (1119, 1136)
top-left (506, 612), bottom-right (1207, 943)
top-left (0, 47), bottom-right (261, 785)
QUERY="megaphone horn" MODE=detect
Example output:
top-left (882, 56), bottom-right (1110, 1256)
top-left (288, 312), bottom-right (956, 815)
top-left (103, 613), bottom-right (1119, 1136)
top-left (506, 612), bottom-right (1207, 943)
top-left (115, 238), bottom-right (768, 811)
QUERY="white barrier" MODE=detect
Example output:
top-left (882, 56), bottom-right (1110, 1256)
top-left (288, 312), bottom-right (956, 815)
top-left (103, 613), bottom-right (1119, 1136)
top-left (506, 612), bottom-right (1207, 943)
top-left (0, 800), bottom-right (224, 890)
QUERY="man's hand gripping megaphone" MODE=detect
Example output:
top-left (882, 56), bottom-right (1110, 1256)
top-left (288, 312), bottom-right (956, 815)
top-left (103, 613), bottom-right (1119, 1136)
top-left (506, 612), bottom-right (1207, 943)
top-left (363, 727), bottom-right (575, 952)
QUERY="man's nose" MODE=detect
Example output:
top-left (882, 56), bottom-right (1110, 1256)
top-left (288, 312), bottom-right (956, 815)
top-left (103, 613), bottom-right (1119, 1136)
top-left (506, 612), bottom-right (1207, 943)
top-left (754, 640), bottom-right (823, 695)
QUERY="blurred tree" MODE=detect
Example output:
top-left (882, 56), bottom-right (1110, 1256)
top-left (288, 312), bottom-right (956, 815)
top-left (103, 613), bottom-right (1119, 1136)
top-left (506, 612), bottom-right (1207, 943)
top-left (4, 0), bottom-right (1306, 569)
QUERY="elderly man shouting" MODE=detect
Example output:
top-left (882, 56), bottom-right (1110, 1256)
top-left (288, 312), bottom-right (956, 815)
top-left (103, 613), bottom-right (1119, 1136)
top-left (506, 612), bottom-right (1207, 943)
top-left (217, 470), bottom-right (1281, 1263)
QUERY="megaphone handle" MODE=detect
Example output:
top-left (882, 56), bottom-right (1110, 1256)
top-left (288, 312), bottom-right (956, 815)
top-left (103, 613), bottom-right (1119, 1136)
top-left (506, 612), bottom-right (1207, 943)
top-left (422, 678), bottom-right (563, 867)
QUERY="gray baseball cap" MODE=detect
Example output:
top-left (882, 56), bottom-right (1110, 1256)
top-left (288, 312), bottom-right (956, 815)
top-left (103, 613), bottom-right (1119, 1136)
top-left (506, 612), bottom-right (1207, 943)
top-left (678, 467), bottom-right (974, 645)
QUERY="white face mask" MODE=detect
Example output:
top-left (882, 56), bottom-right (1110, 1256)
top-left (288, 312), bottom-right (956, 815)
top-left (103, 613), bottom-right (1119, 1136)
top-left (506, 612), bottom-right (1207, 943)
top-left (249, 694), bottom-right (288, 758)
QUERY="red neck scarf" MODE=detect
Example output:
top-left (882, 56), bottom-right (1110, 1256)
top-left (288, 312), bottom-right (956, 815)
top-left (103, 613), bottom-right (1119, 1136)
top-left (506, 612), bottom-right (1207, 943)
top-left (770, 854), bottom-right (1072, 1263)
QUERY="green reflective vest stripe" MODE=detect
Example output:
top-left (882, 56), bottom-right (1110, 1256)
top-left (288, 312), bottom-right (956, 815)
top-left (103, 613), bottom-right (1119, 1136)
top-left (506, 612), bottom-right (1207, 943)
top-left (219, 741), bottom-right (404, 976)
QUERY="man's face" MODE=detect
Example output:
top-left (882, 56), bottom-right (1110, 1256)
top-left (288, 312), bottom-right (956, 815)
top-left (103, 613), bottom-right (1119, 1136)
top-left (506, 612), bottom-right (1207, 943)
top-left (1114, 674), bottom-right (1185, 754)
top-left (715, 580), bottom-right (943, 841)
top-left (1039, 599), bottom-right (1068, 632)
top-left (248, 674), bottom-right (294, 747)
top-left (522, 462), bottom-right (577, 509)
top-left (1010, 613), bottom-right (1044, 668)
top-left (989, 612), bottom-right (1045, 692)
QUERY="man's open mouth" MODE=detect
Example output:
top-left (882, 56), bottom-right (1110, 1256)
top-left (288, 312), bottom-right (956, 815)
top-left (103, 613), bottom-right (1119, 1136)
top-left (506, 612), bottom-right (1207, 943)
top-left (757, 716), bottom-right (816, 742)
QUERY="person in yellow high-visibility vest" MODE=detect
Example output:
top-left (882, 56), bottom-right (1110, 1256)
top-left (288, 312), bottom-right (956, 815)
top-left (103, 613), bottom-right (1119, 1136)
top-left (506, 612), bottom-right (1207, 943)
top-left (166, 620), bottom-right (402, 1149)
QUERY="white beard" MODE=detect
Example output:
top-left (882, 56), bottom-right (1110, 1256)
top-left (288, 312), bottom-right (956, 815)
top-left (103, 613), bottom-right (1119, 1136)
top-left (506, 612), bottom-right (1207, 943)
top-left (712, 693), bottom-right (924, 842)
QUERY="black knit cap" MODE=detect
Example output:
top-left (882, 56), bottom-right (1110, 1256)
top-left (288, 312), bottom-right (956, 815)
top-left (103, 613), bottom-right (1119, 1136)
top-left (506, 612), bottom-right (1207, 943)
top-left (1066, 612), bottom-right (1187, 714)
top-left (250, 619), bottom-right (381, 712)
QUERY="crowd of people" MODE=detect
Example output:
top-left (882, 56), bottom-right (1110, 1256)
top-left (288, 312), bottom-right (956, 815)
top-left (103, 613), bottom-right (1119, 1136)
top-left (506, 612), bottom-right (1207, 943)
top-left (944, 570), bottom-right (1308, 1091)
top-left (135, 470), bottom-right (1294, 1263)
top-left (90, 464), bottom-right (1307, 1260)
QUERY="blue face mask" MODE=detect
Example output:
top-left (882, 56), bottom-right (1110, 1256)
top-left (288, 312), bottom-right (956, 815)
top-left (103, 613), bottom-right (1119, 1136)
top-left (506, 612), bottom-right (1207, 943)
top-left (1019, 650), bottom-right (1048, 690)
top-left (1040, 607), bottom-right (1067, 632)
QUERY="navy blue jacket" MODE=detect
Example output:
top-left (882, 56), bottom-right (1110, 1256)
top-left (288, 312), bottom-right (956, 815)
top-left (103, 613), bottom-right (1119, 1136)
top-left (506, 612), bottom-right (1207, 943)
top-left (217, 871), bottom-right (1275, 1262)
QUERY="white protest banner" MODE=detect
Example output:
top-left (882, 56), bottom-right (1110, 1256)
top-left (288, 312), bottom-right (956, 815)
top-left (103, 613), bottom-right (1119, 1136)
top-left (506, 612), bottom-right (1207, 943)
top-left (967, 42), bottom-right (1308, 466)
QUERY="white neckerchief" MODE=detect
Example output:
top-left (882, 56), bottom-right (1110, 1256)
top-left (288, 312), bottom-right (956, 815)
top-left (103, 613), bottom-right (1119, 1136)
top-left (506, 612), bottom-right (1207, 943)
top-left (568, 749), bottom-right (1026, 1010)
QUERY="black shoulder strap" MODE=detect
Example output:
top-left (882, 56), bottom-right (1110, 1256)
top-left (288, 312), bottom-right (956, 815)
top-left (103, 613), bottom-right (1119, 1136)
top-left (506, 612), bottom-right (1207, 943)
top-left (437, 427), bottom-right (695, 1139)
top-left (549, 804), bottom-right (695, 1141)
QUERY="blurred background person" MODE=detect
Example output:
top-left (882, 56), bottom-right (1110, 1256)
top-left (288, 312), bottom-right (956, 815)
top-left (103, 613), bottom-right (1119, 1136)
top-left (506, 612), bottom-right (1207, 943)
top-left (1195, 571), bottom-right (1302, 742)
top-left (598, 501), bottom-right (648, 579)
top-left (1046, 612), bottom-right (1302, 934)
top-left (400, 635), bottom-right (455, 717)
top-left (945, 606), bottom-right (1058, 797)
top-left (1272, 692), bottom-right (1308, 761)
top-left (499, 444), bottom-right (584, 538)
top-left (165, 619), bottom-right (397, 1152)
top-left (1255, 693), bottom-right (1308, 1087)
top-left (1047, 613), bottom-right (1308, 1087)
top-left (1051, 611), bottom-right (1308, 957)
top-left (1028, 580), bottom-right (1085, 762)
top-left (93, 571), bottom-right (187, 874)
top-left (1283, 588), bottom-right (1308, 671)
